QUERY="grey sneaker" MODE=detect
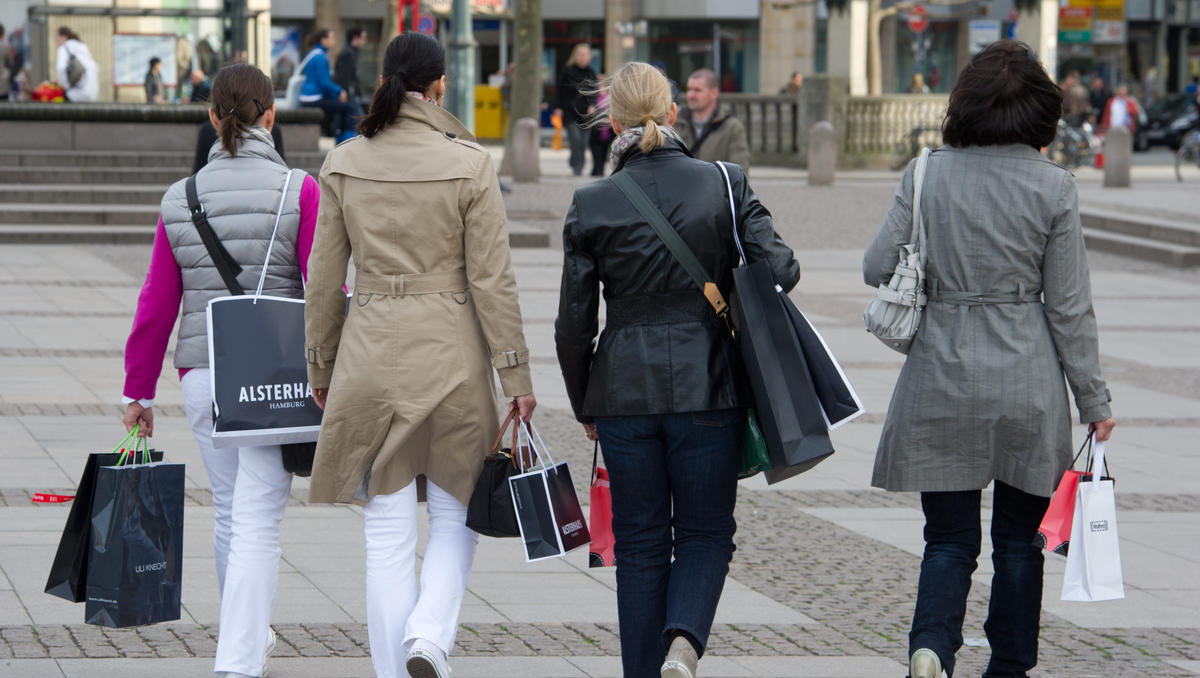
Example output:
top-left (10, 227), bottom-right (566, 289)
top-left (909, 648), bottom-right (947, 678)
top-left (260, 627), bottom-right (276, 677)
top-left (407, 638), bottom-right (450, 678)
top-left (661, 635), bottom-right (699, 678)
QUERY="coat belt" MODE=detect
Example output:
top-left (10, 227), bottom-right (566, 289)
top-left (927, 278), bottom-right (1042, 306)
top-left (354, 269), bottom-right (468, 296)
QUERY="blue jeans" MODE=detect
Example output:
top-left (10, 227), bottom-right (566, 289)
top-left (595, 409), bottom-right (743, 678)
top-left (565, 120), bottom-right (587, 175)
top-left (302, 97), bottom-right (359, 141)
top-left (910, 481), bottom-right (1051, 678)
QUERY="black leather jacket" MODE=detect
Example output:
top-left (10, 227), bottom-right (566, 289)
top-left (555, 139), bottom-right (800, 423)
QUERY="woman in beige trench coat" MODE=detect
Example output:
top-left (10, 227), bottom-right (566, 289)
top-left (304, 33), bottom-right (535, 678)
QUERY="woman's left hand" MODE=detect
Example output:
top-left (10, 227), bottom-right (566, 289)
top-left (582, 423), bottom-right (597, 441)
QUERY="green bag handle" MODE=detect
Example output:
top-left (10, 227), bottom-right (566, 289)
top-left (112, 426), bottom-right (153, 466)
top-left (113, 426), bottom-right (138, 466)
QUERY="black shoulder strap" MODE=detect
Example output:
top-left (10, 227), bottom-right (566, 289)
top-left (185, 175), bottom-right (245, 296)
top-left (610, 171), bottom-right (730, 321)
top-left (692, 116), bottom-right (727, 154)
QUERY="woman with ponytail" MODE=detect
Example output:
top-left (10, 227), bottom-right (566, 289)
top-left (121, 63), bottom-right (319, 678)
top-left (555, 62), bottom-right (800, 678)
top-left (304, 32), bottom-right (535, 678)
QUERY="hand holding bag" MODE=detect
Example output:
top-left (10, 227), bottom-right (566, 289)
top-left (588, 442), bottom-right (616, 567)
top-left (863, 147), bottom-right (931, 353)
top-left (1061, 438), bottom-right (1124, 602)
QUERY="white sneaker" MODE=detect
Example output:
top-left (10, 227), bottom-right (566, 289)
top-left (661, 635), bottom-right (698, 678)
top-left (909, 648), bottom-right (948, 678)
top-left (406, 638), bottom-right (451, 678)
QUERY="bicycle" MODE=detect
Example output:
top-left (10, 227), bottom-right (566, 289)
top-left (889, 127), bottom-right (936, 171)
top-left (1175, 129), bottom-right (1200, 182)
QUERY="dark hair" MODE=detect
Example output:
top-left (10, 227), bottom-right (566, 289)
top-left (358, 33), bottom-right (446, 138)
top-left (57, 26), bottom-right (80, 42)
top-left (346, 26), bottom-right (366, 44)
top-left (0, 24), bottom-right (6, 38)
top-left (941, 40), bottom-right (1061, 149)
top-left (210, 63), bottom-right (275, 157)
top-left (305, 28), bottom-right (332, 51)
top-left (149, 57), bottom-right (161, 69)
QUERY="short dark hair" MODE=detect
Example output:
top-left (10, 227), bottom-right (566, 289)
top-left (346, 26), bottom-right (366, 44)
top-left (941, 40), bottom-right (1061, 149)
top-left (149, 57), bottom-right (161, 68)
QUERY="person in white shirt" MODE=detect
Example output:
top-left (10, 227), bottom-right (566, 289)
top-left (55, 26), bottom-right (99, 102)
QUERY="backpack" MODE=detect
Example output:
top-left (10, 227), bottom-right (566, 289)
top-left (65, 46), bottom-right (85, 89)
top-left (281, 48), bottom-right (319, 110)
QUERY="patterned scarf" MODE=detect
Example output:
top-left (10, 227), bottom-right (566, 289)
top-left (608, 124), bottom-right (686, 170)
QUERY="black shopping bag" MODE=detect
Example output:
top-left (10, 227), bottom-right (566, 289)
top-left (784, 303), bottom-right (865, 429)
top-left (45, 448), bottom-right (163, 603)
top-left (507, 422), bottom-right (590, 562)
top-left (730, 259), bottom-right (834, 484)
top-left (208, 295), bottom-right (322, 449)
top-left (84, 458), bottom-right (185, 627)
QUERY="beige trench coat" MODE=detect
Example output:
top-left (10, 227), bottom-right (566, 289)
top-left (304, 98), bottom-right (532, 506)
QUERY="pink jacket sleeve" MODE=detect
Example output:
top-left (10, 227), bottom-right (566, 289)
top-left (296, 174), bottom-right (320, 282)
top-left (123, 218), bottom-right (182, 401)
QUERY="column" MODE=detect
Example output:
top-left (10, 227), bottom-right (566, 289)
top-left (605, 0), bottom-right (633, 76)
top-left (759, 1), bottom-right (816, 94)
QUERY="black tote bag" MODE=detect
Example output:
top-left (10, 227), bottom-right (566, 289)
top-left (45, 449), bottom-right (163, 603)
top-left (784, 301), bottom-right (865, 429)
top-left (730, 259), bottom-right (834, 483)
top-left (84, 458), bottom-right (185, 627)
top-left (467, 411), bottom-right (534, 538)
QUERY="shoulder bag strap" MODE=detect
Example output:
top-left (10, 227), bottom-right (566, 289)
top-left (610, 171), bottom-right (730, 321)
top-left (185, 174), bottom-right (245, 296)
top-left (911, 147), bottom-right (931, 266)
top-left (252, 169), bottom-right (298, 299)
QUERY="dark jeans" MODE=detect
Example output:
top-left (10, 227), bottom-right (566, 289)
top-left (302, 97), bottom-right (359, 140)
top-left (565, 119), bottom-right (587, 175)
top-left (595, 409), bottom-right (743, 678)
top-left (910, 481), bottom-right (1051, 678)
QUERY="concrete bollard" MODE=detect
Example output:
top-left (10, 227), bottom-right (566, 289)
top-left (511, 117), bottom-right (541, 183)
top-left (807, 121), bottom-right (837, 186)
top-left (1103, 126), bottom-right (1132, 188)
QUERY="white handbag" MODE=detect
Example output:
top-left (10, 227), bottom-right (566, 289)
top-left (863, 147), bottom-right (931, 354)
top-left (1061, 439), bottom-right (1125, 602)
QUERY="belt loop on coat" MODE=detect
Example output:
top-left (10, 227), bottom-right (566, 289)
top-left (1017, 281), bottom-right (1025, 303)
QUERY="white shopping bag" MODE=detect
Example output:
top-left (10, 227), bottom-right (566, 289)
top-left (1061, 440), bottom-right (1125, 602)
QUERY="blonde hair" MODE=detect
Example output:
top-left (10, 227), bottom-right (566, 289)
top-left (604, 62), bottom-right (673, 155)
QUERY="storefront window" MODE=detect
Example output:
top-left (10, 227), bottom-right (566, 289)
top-left (893, 20), bottom-right (957, 93)
top-left (645, 20), bottom-right (759, 92)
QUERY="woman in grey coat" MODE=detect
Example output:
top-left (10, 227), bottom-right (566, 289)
top-left (863, 41), bottom-right (1116, 678)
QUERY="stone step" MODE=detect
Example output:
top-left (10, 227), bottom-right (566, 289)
top-left (1080, 207), bottom-right (1200, 248)
top-left (0, 149), bottom-right (328, 169)
top-left (1082, 227), bottom-right (1200, 268)
top-left (0, 184), bottom-right (167, 205)
top-left (0, 222), bottom-right (550, 248)
top-left (0, 203), bottom-right (160, 225)
top-left (0, 166), bottom-right (191, 185)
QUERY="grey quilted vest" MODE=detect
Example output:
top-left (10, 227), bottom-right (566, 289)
top-left (161, 128), bottom-right (307, 369)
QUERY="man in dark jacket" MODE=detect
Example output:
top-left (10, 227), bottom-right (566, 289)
top-left (554, 43), bottom-right (598, 176)
top-left (675, 68), bottom-right (751, 173)
top-left (334, 26), bottom-right (365, 101)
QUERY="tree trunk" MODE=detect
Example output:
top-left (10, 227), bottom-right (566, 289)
top-left (499, 0), bottom-right (543, 176)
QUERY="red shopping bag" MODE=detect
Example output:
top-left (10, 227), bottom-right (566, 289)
top-left (1036, 434), bottom-right (1093, 555)
top-left (588, 443), bottom-right (616, 568)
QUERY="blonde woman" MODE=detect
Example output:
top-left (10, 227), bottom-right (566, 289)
top-left (555, 62), bottom-right (799, 678)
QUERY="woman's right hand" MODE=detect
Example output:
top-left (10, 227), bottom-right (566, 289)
top-left (1088, 417), bottom-right (1116, 442)
top-left (313, 388), bottom-right (328, 411)
top-left (511, 393), bottom-right (537, 422)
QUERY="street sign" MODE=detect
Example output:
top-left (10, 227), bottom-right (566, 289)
top-left (1058, 6), bottom-right (1092, 43)
top-left (417, 15), bottom-right (435, 35)
top-left (968, 19), bottom-right (1001, 53)
top-left (907, 5), bottom-right (929, 33)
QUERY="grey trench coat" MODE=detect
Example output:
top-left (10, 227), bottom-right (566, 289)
top-left (304, 99), bottom-right (532, 507)
top-left (864, 145), bottom-right (1112, 498)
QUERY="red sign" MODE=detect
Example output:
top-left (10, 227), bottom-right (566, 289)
top-left (907, 5), bottom-right (930, 33)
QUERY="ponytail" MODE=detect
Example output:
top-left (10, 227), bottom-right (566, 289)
top-left (640, 117), bottom-right (664, 154)
top-left (359, 73), bottom-right (407, 138)
top-left (358, 33), bottom-right (446, 138)
top-left (305, 28), bottom-right (331, 51)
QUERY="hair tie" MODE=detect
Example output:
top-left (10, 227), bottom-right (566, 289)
top-left (642, 116), bottom-right (655, 125)
top-left (389, 70), bottom-right (407, 84)
top-left (227, 107), bottom-right (240, 119)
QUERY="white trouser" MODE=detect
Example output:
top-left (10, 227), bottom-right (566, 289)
top-left (364, 480), bottom-right (478, 678)
top-left (179, 368), bottom-right (292, 676)
top-left (181, 368), bottom-right (237, 592)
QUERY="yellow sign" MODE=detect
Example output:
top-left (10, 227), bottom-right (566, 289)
top-left (1094, 0), bottom-right (1124, 22)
